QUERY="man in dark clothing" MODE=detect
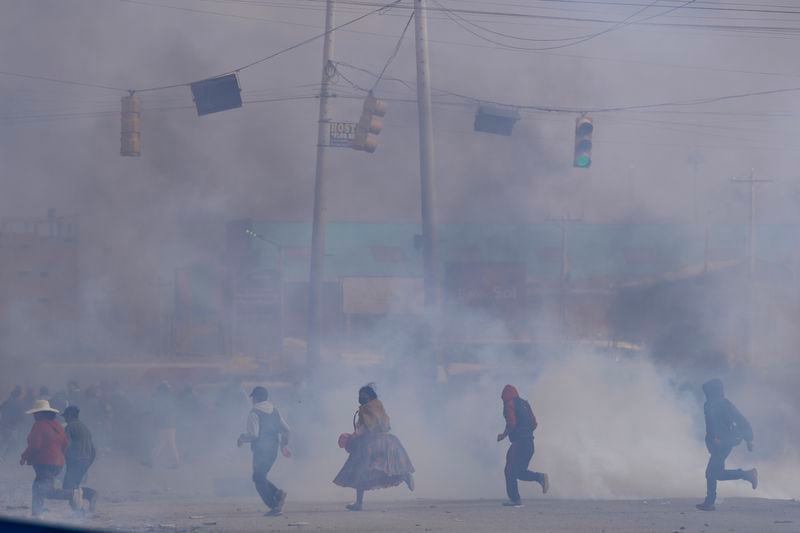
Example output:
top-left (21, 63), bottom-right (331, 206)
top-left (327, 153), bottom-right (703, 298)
top-left (237, 386), bottom-right (290, 516)
top-left (497, 385), bottom-right (549, 507)
top-left (62, 406), bottom-right (98, 513)
top-left (696, 378), bottom-right (757, 511)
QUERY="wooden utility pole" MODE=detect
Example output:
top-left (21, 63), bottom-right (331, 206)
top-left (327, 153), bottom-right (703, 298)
top-left (731, 170), bottom-right (772, 360)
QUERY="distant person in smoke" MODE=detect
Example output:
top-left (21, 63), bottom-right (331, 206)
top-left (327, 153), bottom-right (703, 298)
top-left (333, 383), bottom-right (415, 511)
top-left (148, 381), bottom-right (181, 468)
top-left (497, 384), bottom-right (549, 507)
top-left (19, 399), bottom-right (82, 517)
top-left (696, 378), bottom-right (757, 511)
top-left (237, 386), bottom-right (291, 517)
top-left (0, 386), bottom-right (26, 461)
top-left (61, 406), bottom-right (98, 514)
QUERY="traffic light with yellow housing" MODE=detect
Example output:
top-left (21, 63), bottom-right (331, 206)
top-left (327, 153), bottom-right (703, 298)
top-left (573, 115), bottom-right (593, 168)
top-left (352, 93), bottom-right (387, 153)
top-left (120, 94), bottom-right (141, 157)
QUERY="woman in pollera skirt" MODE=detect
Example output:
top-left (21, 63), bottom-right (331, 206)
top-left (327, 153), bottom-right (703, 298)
top-left (333, 384), bottom-right (415, 511)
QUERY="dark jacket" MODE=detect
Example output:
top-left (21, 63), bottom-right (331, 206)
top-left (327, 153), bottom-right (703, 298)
top-left (702, 379), bottom-right (753, 450)
top-left (65, 419), bottom-right (96, 464)
top-left (502, 385), bottom-right (538, 443)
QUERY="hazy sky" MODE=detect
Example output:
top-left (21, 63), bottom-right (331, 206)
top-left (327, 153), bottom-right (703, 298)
top-left (2, 0), bottom-right (800, 324)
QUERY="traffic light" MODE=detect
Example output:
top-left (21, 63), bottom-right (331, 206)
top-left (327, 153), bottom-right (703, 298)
top-left (352, 92), bottom-right (387, 153)
top-left (573, 115), bottom-right (593, 168)
top-left (120, 94), bottom-right (141, 157)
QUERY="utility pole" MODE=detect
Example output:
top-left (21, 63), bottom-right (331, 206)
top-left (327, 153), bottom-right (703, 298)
top-left (307, 0), bottom-right (336, 374)
top-left (688, 152), bottom-right (703, 224)
top-left (731, 170), bottom-right (772, 282)
top-left (731, 170), bottom-right (772, 361)
top-left (414, 0), bottom-right (437, 307)
top-left (413, 0), bottom-right (441, 379)
top-left (547, 213), bottom-right (582, 340)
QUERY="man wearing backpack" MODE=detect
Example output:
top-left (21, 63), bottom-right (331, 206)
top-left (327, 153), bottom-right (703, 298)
top-left (497, 384), bottom-right (549, 507)
top-left (696, 378), bottom-right (757, 511)
top-left (237, 386), bottom-right (291, 516)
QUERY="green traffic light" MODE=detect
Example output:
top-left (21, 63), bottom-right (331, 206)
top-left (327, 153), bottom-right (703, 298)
top-left (575, 154), bottom-right (591, 168)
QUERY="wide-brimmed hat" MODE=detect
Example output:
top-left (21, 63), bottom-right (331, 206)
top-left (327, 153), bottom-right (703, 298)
top-left (25, 399), bottom-right (60, 415)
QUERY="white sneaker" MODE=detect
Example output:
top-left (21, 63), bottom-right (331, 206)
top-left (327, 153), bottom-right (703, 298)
top-left (71, 488), bottom-right (84, 511)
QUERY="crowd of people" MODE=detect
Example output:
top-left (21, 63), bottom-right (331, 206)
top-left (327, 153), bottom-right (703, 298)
top-left (0, 376), bottom-right (760, 519)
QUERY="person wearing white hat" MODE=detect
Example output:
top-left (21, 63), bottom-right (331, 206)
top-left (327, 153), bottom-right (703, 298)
top-left (20, 399), bottom-right (82, 517)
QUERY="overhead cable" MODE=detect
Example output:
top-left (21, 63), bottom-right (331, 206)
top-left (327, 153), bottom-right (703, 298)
top-left (132, 0), bottom-right (401, 93)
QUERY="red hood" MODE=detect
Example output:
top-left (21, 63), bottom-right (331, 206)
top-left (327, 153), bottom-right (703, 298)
top-left (501, 385), bottom-right (519, 402)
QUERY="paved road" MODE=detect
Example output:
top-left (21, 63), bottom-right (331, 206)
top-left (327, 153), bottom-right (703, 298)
top-left (3, 497), bottom-right (798, 532)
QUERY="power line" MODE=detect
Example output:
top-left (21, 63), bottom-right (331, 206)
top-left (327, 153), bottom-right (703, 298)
top-left (433, 0), bottom-right (700, 51)
top-left (372, 11), bottom-right (415, 91)
top-left (435, 0), bottom-right (695, 44)
top-left (0, 70), bottom-right (127, 93)
top-left (133, 0), bottom-right (403, 93)
top-left (333, 60), bottom-right (800, 114)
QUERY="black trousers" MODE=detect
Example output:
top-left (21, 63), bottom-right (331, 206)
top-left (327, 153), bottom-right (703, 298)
top-left (704, 443), bottom-right (745, 505)
top-left (31, 464), bottom-right (72, 516)
top-left (252, 445), bottom-right (281, 509)
top-left (63, 459), bottom-right (97, 502)
top-left (505, 438), bottom-right (545, 502)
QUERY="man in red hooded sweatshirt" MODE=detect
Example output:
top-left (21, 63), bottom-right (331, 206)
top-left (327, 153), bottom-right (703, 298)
top-left (497, 384), bottom-right (549, 507)
top-left (20, 399), bottom-right (80, 517)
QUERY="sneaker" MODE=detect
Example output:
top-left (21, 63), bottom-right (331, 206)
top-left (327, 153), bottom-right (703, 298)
top-left (86, 491), bottom-right (98, 514)
top-left (695, 502), bottom-right (715, 512)
top-left (70, 488), bottom-right (84, 511)
top-left (345, 503), bottom-right (363, 511)
top-left (502, 500), bottom-right (523, 507)
top-left (405, 473), bottom-right (415, 492)
top-left (273, 490), bottom-right (287, 515)
top-left (541, 473), bottom-right (550, 494)
top-left (747, 468), bottom-right (758, 490)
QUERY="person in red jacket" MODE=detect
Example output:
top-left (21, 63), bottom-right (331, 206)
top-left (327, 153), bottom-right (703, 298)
top-left (497, 385), bottom-right (549, 507)
top-left (20, 399), bottom-right (80, 517)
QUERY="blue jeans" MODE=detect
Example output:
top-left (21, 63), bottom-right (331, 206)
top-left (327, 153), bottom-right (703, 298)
top-left (252, 445), bottom-right (281, 509)
top-left (505, 438), bottom-right (545, 502)
top-left (704, 443), bottom-right (745, 505)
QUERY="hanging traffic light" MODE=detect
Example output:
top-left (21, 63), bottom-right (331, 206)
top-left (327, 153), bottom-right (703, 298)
top-left (352, 92), bottom-right (387, 153)
top-left (573, 115), bottom-right (593, 168)
top-left (120, 94), bottom-right (141, 157)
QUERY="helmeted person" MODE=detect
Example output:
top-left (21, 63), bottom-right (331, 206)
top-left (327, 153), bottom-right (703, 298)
top-left (696, 378), bottom-right (757, 511)
top-left (237, 386), bottom-right (291, 516)
top-left (497, 384), bottom-right (549, 507)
